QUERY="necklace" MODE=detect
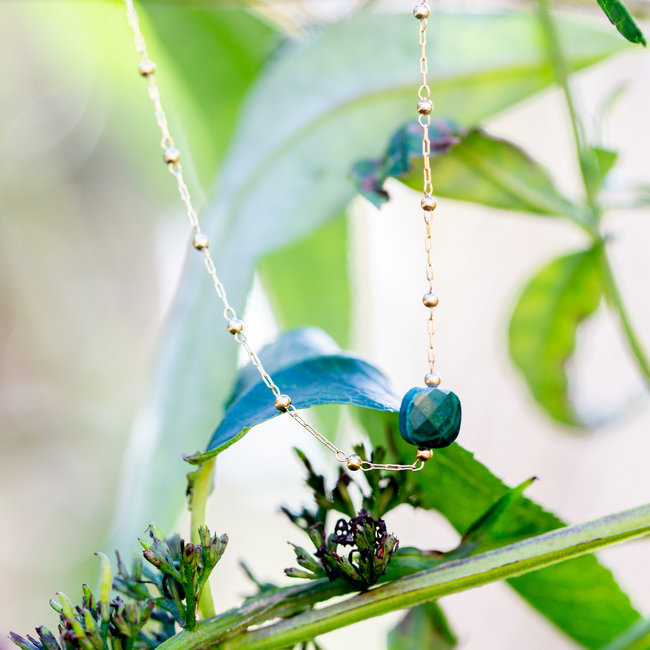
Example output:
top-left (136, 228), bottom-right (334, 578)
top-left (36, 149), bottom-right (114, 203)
top-left (123, 0), bottom-right (461, 473)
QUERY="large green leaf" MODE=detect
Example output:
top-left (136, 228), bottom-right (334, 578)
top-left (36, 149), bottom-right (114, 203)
top-left (351, 121), bottom-right (581, 219)
top-left (190, 328), bottom-right (639, 647)
top-left (140, 5), bottom-right (281, 185)
top-left (113, 8), bottom-right (624, 545)
top-left (508, 246), bottom-right (604, 426)
top-left (596, 0), bottom-right (647, 46)
top-left (258, 216), bottom-right (352, 438)
top-left (258, 215), bottom-right (351, 348)
top-left (359, 413), bottom-right (641, 649)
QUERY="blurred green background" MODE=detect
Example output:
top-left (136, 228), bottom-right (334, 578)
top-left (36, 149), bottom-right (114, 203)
top-left (1, 1), bottom-right (649, 647)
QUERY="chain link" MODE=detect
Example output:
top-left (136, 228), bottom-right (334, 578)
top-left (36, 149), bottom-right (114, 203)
top-left (122, 0), bottom-right (423, 472)
top-left (416, 2), bottom-right (438, 381)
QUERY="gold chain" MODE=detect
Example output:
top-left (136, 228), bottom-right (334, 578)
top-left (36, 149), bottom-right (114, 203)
top-left (414, 2), bottom-right (441, 390)
top-left (122, 0), bottom-right (426, 473)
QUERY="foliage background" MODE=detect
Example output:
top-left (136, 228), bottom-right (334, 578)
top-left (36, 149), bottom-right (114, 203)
top-left (0, 0), bottom-right (649, 647)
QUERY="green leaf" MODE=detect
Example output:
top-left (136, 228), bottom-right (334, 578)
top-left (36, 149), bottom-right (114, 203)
top-left (596, 0), bottom-right (647, 46)
top-left (228, 328), bottom-right (340, 408)
top-left (258, 215), bottom-right (351, 348)
top-left (113, 8), bottom-right (625, 545)
top-left (508, 246), bottom-right (604, 426)
top-left (257, 216), bottom-right (352, 439)
top-left (357, 409), bottom-right (641, 650)
top-left (582, 145), bottom-right (620, 200)
top-left (352, 121), bottom-right (581, 219)
top-left (592, 145), bottom-right (619, 185)
top-left (387, 602), bottom-right (457, 650)
top-left (140, 5), bottom-right (281, 184)
top-left (188, 351), bottom-right (400, 464)
top-left (453, 478), bottom-right (538, 557)
top-left (190, 328), bottom-right (640, 648)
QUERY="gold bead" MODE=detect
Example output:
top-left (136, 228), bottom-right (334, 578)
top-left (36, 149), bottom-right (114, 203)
top-left (413, 4), bottom-right (430, 19)
top-left (138, 60), bottom-right (156, 76)
top-left (163, 147), bottom-right (180, 164)
top-left (227, 319), bottom-right (244, 335)
top-left (193, 233), bottom-right (209, 250)
top-left (416, 448), bottom-right (433, 462)
top-left (417, 99), bottom-right (433, 115)
top-left (424, 373), bottom-right (441, 387)
top-left (421, 196), bottom-right (438, 211)
top-left (423, 292), bottom-right (439, 308)
top-left (274, 394), bottom-right (292, 412)
top-left (346, 455), bottom-right (362, 471)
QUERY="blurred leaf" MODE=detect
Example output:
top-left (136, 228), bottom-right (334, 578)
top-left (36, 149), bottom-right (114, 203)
top-left (258, 215), bottom-right (351, 348)
top-left (592, 146), bottom-right (619, 185)
top-left (351, 119), bottom-right (461, 208)
top-left (508, 246), bottom-right (604, 426)
top-left (357, 408), bottom-right (642, 650)
top-left (114, 8), bottom-right (625, 545)
top-left (596, 0), bottom-right (647, 46)
top-left (257, 216), bottom-right (351, 439)
top-left (352, 121), bottom-right (581, 218)
top-left (594, 81), bottom-right (628, 144)
top-left (583, 145), bottom-right (620, 199)
top-left (387, 602), bottom-right (457, 650)
top-left (141, 5), bottom-right (281, 184)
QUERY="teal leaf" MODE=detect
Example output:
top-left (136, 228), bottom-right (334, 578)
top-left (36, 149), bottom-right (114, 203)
top-left (508, 246), bottom-right (604, 426)
top-left (387, 602), bottom-right (457, 650)
top-left (356, 408), bottom-right (642, 649)
top-left (228, 328), bottom-right (340, 408)
top-left (351, 120), bottom-right (461, 209)
top-left (187, 349), bottom-right (400, 464)
top-left (351, 121), bottom-right (581, 219)
top-left (596, 0), bottom-right (647, 46)
top-left (113, 8), bottom-right (625, 544)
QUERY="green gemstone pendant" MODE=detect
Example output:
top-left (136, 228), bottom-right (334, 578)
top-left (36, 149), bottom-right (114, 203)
top-left (398, 387), bottom-right (461, 449)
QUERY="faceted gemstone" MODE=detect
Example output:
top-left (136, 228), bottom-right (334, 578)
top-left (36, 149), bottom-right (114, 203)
top-left (398, 387), bottom-right (461, 449)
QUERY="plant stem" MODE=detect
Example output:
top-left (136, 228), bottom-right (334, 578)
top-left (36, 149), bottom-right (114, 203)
top-left (537, 0), bottom-right (601, 227)
top-left (158, 503), bottom-right (650, 650)
top-left (601, 250), bottom-right (650, 384)
top-left (601, 617), bottom-right (650, 650)
top-left (188, 459), bottom-right (216, 619)
top-left (538, 0), bottom-right (650, 386)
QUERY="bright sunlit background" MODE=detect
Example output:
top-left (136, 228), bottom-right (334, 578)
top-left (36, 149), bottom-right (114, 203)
top-left (1, 1), bottom-right (649, 648)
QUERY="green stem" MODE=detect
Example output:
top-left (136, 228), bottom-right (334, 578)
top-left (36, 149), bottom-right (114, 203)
top-left (537, 0), bottom-right (601, 228)
top-left (188, 459), bottom-right (216, 619)
top-left (601, 617), bottom-right (650, 650)
top-left (538, 0), bottom-right (650, 386)
top-left (601, 250), bottom-right (650, 384)
top-left (159, 504), bottom-right (650, 650)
